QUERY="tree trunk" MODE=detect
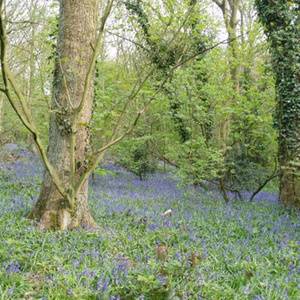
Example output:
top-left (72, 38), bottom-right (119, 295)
top-left (279, 147), bottom-right (300, 209)
top-left (213, 0), bottom-right (241, 202)
top-left (255, 0), bottom-right (300, 209)
top-left (29, 0), bottom-right (99, 230)
top-left (213, 0), bottom-right (240, 90)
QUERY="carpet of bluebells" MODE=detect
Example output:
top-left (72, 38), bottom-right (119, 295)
top-left (0, 145), bottom-right (300, 300)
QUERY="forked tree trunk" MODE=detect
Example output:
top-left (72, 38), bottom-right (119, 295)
top-left (29, 0), bottom-right (99, 230)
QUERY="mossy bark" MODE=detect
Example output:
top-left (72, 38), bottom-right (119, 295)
top-left (279, 153), bottom-right (300, 209)
top-left (28, 0), bottom-right (99, 230)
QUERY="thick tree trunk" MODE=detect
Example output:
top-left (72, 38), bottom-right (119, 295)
top-left (29, 0), bottom-right (99, 230)
top-left (256, 0), bottom-right (300, 209)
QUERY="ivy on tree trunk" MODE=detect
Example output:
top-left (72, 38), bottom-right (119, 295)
top-left (255, 0), bottom-right (300, 208)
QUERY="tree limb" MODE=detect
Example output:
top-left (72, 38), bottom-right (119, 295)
top-left (249, 158), bottom-right (279, 202)
top-left (0, 0), bottom-right (69, 203)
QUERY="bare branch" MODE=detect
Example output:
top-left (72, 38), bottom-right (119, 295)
top-left (249, 158), bottom-right (279, 202)
top-left (149, 140), bottom-right (179, 168)
top-left (107, 30), bottom-right (150, 52)
top-left (213, 0), bottom-right (225, 10)
top-left (7, 20), bottom-right (40, 25)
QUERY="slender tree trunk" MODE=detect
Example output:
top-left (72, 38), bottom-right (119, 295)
top-left (213, 0), bottom-right (241, 202)
top-left (213, 0), bottom-right (240, 91)
top-left (27, 4), bottom-right (36, 152)
top-left (227, 0), bottom-right (240, 91)
top-left (29, 0), bottom-right (99, 230)
top-left (212, 0), bottom-right (241, 145)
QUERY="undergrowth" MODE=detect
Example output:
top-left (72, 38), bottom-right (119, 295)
top-left (0, 146), bottom-right (299, 299)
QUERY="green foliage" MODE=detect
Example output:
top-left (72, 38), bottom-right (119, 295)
top-left (0, 1), bottom-right (57, 146)
top-left (169, 136), bottom-right (225, 187)
top-left (93, 167), bottom-right (115, 178)
top-left (0, 0), bottom-right (281, 207)
top-left (117, 137), bottom-right (158, 180)
top-left (154, 35), bottom-right (277, 197)
top-left (123, 0), bottom-right (211, 72)
top-left (124, 0), bottom-right (151, 41)
top-left (225, 144), bottom-right (278, 192)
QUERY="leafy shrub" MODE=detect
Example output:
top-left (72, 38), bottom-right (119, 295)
top-left (117, 138), bottom-right (158, 180)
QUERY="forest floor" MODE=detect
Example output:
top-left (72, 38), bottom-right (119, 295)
top-left (0, 145), bottom-right (299, 300)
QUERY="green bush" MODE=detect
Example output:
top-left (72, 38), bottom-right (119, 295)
top-left (117, 138), bottom-right (158, 180)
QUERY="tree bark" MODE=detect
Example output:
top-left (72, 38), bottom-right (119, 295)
top-left (279, 153), bottom-right (300, 208)
top-left (0, 96), bottom-right (3, 144)
top-left (29, 0), bottom-right (99, 230)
